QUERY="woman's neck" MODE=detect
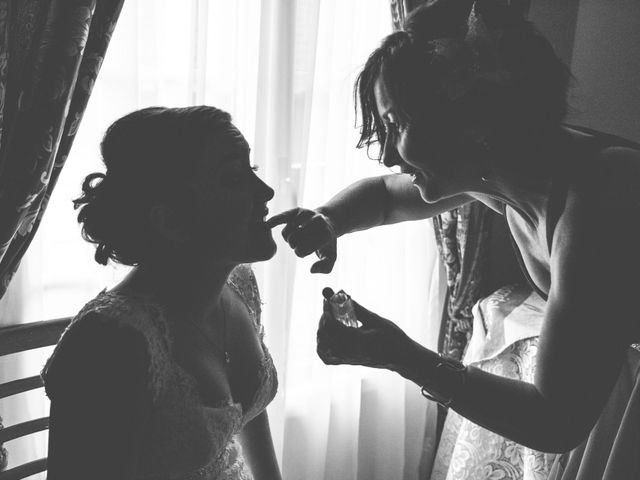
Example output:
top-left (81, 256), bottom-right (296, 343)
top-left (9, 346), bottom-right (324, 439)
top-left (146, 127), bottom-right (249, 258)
top-left (114, 257), bottom-right (237, 323)
top-left (477, 127), bottom-right (572, 228)
top-left (482, 175), bottom-right (552, 228)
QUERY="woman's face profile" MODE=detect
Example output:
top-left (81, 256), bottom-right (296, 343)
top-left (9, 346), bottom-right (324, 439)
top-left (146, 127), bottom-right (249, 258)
top-left (187, 123), bottom-right (277, 265)
top-left (373, 77), bottom-right (479, 203)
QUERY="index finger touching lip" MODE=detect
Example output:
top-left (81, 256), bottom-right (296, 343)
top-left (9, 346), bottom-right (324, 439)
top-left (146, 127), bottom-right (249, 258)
top-left (265, 210), bottom-right (298, 228)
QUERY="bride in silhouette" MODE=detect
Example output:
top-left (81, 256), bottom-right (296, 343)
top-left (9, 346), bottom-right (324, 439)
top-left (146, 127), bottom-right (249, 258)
top-left (43, 106), bottom-right (281, 480)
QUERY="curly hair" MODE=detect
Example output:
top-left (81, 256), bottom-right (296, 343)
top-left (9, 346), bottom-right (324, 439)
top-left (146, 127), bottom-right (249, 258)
top-left (73, 106), bottom-right (233, 266)
top-left (355, 0), bottom-right (572, 164)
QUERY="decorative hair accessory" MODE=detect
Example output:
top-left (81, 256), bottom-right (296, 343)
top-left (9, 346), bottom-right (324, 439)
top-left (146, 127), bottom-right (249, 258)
top-left (415, 0), bottom-right (518, 101)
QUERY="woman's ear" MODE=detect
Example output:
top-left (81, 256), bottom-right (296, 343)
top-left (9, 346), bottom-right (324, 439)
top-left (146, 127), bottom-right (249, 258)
top-left (149, 203), bottom-right (192, 244)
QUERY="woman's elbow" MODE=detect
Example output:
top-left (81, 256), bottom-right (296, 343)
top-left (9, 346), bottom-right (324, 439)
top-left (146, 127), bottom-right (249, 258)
top-left (539, 432), bottom-right (586, 454)
top-left (533, 413), bottom-right (594, 454)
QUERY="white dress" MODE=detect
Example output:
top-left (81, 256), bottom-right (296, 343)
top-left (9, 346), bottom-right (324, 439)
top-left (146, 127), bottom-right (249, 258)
top-left (42, 264), bottom-right (278, 480)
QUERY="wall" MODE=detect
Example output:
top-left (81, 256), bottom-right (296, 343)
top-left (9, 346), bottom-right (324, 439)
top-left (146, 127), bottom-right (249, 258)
top-left (531, 0), bottom-right (640, 143)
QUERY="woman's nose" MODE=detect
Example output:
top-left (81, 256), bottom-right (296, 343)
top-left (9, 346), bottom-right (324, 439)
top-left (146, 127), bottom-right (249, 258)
top-left (257, 176), bottom-right (275, 202)
top-left (381, 139), bottom-right (401, 168)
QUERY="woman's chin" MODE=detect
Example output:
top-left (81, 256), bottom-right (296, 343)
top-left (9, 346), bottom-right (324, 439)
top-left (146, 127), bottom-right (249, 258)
top-left (212, 225), bottom-right (277, 264)
top-left (247, 226), bottom-right (278, 262)
top-left (413, 181), bottom-right (440, 203)
top-left (259, 238), bottom-right (278, 261)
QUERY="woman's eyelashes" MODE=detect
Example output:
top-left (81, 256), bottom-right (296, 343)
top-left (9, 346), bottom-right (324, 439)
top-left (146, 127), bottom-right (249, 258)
top-left (226, 165), bottom-right (260, 185)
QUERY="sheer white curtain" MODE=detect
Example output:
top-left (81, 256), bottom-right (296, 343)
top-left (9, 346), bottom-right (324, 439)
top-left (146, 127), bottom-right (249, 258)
top-left (264, 3), bottom-right (444, 479)
top-left (0, 1), bottom-right (444, 478)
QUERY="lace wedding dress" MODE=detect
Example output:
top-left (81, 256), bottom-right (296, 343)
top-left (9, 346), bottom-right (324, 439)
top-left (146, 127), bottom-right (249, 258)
top-left (42, 264), bottom-right (278, 480)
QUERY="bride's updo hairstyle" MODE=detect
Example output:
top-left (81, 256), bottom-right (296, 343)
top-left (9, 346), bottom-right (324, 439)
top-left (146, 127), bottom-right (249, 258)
top-left (355, 0), bottom-right (571, 172)
top-left (73, 106), bottom-right (232, 266)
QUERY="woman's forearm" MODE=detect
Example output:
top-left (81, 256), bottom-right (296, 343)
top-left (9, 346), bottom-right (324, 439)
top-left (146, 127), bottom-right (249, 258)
top-left (316, 176), bottom-right (392, 236)
top-left (454, 367), bottom-right (579, 453)
top-left (395, 340), bottom-right (584, 453)
top-left (317, 174), bottom-right (469, 236)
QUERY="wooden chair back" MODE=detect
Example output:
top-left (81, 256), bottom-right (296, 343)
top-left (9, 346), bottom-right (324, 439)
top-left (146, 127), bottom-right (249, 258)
top-left (0, 318), bottom-right (71, 480)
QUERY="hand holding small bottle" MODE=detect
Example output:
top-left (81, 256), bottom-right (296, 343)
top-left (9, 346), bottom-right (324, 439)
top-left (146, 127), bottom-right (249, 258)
top-left (323, 288), bottom-right (361, 328)
top-left (317, 287), bottom-right (414, 371)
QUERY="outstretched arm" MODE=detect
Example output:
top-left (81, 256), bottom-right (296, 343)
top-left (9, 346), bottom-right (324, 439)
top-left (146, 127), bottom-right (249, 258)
top-left (315, 173), bottom-right (469, 235)
top-left (268, 174), bottom-right (470, 272)
top-left (318, 178), bottom-right (639, 452)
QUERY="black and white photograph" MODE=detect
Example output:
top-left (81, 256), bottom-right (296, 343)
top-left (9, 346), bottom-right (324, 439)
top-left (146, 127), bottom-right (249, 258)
top-left (0, 1), bottom-right (639, 479)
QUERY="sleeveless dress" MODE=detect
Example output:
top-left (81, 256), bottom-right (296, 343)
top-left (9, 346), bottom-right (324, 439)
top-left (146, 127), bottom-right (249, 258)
top-left (41, 264), bottom-right (278, 480)
top-left (505, 124), bottom-right (640, 302)
top-left (432, 126), bottom-right (640, 480)
top-left (504, 126), bottom-right (640, 480)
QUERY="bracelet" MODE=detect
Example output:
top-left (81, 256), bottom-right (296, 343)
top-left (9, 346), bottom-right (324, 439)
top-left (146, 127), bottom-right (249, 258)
top-left (316, 209), bottom-right (338, 239)
top-left (420, 354), bottom-right (467, 408)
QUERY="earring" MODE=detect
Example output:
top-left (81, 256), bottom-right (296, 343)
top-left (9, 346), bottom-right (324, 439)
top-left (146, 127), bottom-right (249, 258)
top-left (472, 130), bottom-right (491, 183)
top-left (480, 165), bottom-right (493, 183)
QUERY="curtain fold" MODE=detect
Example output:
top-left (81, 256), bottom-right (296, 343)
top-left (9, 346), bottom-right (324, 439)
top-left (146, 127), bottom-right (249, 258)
top-left (0, 1), bottom-right (123, 474)
top-left (433, 203), bottom-right (492, 361)
top-left (278, 3), bottom-right (442, 479)
top-left (0, 0), bottom-right (124, 299)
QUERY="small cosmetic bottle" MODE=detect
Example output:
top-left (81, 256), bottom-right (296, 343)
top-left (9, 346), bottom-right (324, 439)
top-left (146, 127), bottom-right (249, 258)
top-left (328, 290), bottom-right (361, 328)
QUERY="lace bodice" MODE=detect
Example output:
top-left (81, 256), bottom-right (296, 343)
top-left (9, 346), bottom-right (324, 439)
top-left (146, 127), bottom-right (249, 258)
top-left (42, 264), bottom-right (278, 480)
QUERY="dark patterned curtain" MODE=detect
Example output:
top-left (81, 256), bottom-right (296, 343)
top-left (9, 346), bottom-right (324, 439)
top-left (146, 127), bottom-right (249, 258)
top-left (0, 0), bottom-right (124, 300)
top-left (433, 202), bottom-right (492, 360)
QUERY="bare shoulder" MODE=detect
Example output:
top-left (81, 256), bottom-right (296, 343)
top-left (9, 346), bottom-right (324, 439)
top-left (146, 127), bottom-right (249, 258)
top-left (552, 143), bottom-right (640, 244)
top-left (44, 313), bottom-right (151, 398)
top-left (551, 144), bottom-right (640, 305)
top-left (562, 144), bottom-right (640, 215)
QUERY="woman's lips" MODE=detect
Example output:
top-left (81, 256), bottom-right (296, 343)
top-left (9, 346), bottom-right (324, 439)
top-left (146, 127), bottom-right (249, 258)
top-left (252, 207), bottom-right (269, 226)
top-left (411, 173), bottom-right (430, 192)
